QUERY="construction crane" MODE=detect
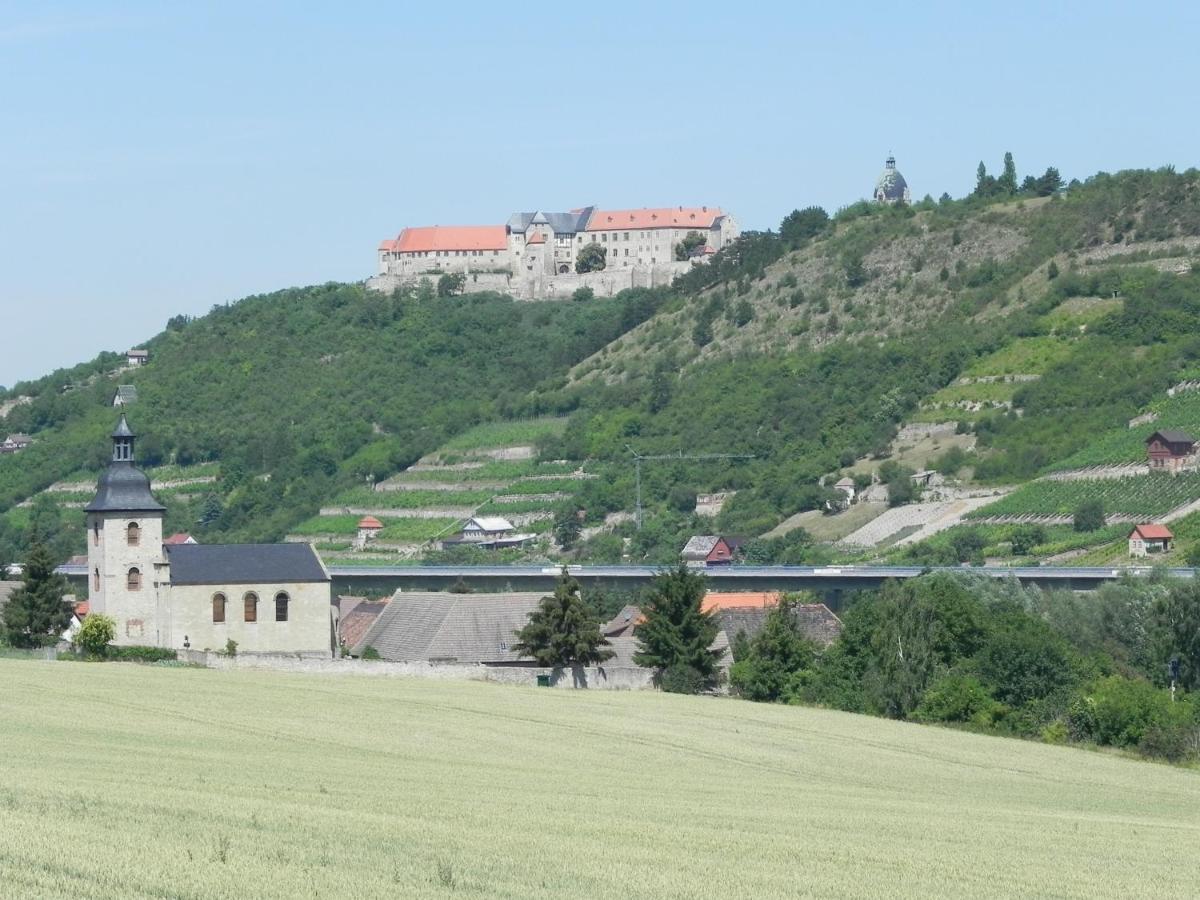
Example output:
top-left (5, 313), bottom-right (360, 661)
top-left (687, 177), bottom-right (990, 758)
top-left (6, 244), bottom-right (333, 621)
top-left (625, 445), bottom-right (756, 529)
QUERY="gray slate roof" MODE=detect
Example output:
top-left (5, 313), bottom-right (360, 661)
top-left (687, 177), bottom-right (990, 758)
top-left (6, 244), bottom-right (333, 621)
top-left (681, 535), bottom-right (722, 559)
top-left (113, 385), bottom-right (139, 404)
top-left (506, 208), bottom-right (593, 235)
top-left (165, 543), bottom-right (329, 586)
top-left (0, 581), bottom-right (17, 615)
top-left (354, 591), bottom-right (548, 662)
top-left (85, 463), bottom-right (166, 513)
top-left (717, 604), bottom-right (843, 648)
top-left (1149, 429), bottom-right (1196, 445)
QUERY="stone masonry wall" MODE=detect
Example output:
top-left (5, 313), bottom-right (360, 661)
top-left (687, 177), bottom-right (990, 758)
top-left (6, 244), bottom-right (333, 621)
top-left (179, 650), bottom-right (657, 690)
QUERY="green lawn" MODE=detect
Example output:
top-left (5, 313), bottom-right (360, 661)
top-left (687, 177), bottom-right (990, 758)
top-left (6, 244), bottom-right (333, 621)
top-left (1, 660), bottom-right (1198, 898)
top-left (963, 335), bottom-right (1075, 377)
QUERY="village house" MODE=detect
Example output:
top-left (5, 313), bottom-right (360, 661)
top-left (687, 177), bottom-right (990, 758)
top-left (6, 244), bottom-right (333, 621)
top-left (84, 415), bottom-right (334, 655)
top-left (700, 592), bottom-right (844, 649)
top-left (1128, 524), bottom-right (1174, 557)
top-left (112, 385), bottom-right (138, 407)
top-left (355, 515), bottom-right (384, 550)
top-left (681, 535), bottom-right (737, 567)
top-left (441, 516), bottom-right (535, 549)
top-left (834, 477), bottom-right (857, 503)
top-left (1145, 429), bottom-right (1197, 473)
top-left (373, 205), bottom-right (738, 300)
top-left (0, 434), bottom-right (33, 454)
top-left (126, 349), bottom-right (149, 367)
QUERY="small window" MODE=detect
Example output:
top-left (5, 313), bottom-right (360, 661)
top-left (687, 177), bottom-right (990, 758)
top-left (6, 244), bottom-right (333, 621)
top-left (127, 522), bottom-right (140, 546)
top-left (93, 568), bottom-right (100, 591)
top-left (244, 592), bottom-right (258, 623)
top-left (275, 592), bottom-right (289, 622)
top-left (93, 522), bottom-right (100, 546)
top-left (127, 567), bottom-right (141, 591)
top-left (212, 593), bottom-right (226, 623)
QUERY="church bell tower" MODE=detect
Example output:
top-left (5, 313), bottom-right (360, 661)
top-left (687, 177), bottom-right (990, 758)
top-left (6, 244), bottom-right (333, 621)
top-left (84, 415), bottom-right (167, 644)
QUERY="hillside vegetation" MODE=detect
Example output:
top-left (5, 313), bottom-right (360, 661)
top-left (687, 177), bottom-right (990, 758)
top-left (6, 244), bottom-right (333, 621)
top-left (7, 164), bottom-right (1200, 564)
top-left (2, 659), bottom-right (1197, 898)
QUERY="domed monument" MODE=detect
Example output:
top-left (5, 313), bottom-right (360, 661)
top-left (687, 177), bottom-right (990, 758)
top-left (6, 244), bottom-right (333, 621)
top-left (874, 155), bottom-right (911, 205)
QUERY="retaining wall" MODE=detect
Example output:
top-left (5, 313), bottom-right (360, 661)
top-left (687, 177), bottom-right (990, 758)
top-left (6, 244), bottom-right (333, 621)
top-left (178, 650), bottom-right (656, 690)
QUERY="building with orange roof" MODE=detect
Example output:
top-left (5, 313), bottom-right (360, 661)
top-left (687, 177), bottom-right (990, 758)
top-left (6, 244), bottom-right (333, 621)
top-left (1128, 523), bottom-right (1174, 557)
top-left (373, 203), bottom-right (737, 299)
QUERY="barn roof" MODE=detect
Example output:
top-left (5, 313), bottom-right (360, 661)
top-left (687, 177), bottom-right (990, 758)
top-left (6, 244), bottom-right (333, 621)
top-left (681, 535), bottom-right (724, 559)
top-left (353, 591), bottom-right (548, 662)
top-left (164, 543), bottom-right (329, 586)
top-left (465, 516), bottom-right (514, 532)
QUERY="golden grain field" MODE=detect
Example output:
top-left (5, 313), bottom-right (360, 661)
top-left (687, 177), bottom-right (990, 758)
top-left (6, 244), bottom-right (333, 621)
top-left (1, 659), bottom-right (1197, 898)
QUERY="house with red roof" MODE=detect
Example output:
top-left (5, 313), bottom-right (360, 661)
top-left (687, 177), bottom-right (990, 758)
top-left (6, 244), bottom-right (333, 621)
top-left (1128, 524), bottom-right (1174, 557)
top-left (1145, 430), bottom-right (1196, 473)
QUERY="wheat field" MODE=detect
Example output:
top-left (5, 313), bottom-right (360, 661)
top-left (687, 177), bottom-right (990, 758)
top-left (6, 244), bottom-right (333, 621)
top-left (1, 659), bottom-right (1197, 898)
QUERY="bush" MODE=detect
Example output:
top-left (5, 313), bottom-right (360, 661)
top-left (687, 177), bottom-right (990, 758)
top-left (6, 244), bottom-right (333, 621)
top-left (912, 673), bottom-right (1003, 727)
top-left (1068, 676), bottom-right (1183, 749)
top-left (76, 614), bottom-right (116, 658)
top-left (571, 286), bottom-right (595, 303)
top-left (106, 646), bottom-right (178, 663)
top-left (1073, 499), bottom-right (1106, 532)
top-left (222, 638), bottom-right (238, 657)
top-left (1009, 524), bottom-right (1047, 556)
top-left (361, 645), bottom-right (381, 660)
top-left (659, 664), bottom-right (707, 695)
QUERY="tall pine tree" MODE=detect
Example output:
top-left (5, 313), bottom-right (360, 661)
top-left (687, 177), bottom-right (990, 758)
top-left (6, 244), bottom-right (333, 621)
top-left (634, 565), bottom-right (723, 691)
top-left (513, 570), bottom-right (613, 667)
top-left (2, 537), bottom-right (71, 648)
top-left (999, 152), bottom-right (1018, 195)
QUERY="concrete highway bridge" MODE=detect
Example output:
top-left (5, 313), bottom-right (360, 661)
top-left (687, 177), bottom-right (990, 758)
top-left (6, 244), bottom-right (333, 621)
top-left (59, 563), bottom-right (1192, 612)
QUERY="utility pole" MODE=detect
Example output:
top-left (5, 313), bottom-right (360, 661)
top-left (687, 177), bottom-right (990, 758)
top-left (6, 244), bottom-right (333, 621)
top-left (625, 445), bottom-right (755, 530)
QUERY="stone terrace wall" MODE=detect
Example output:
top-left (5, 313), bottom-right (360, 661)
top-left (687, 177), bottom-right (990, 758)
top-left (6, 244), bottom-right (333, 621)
top-left (365, 261), bottom-right (693, 301)
top-left (179, 650), bottom-right (656, 690)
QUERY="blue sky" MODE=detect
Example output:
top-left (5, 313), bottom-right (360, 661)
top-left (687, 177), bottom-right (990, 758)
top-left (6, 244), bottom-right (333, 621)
top-left (2, 0), bottom-right (1198, 386)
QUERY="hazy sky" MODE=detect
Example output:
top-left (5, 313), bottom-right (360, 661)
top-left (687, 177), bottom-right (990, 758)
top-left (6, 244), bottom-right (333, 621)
top-left (3, 0), bottom-right (1198, 387)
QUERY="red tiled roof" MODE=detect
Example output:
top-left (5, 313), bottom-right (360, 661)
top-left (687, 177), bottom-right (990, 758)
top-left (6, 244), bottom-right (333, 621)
top-left (526, 232), bottom-right (546, 245)
top-left (391, 225), bottom-right (508, 253)
top-left (585, 207), bottom-right (723, 232)
top-left (358, 516), bottom-right (384, 530)
top-left (702, 592), bottom-right (780, 613)
top-left (1131, 523), bottom-right (1173, 540)
top-left (378, 238), bottom-right (397, 252)
top-left (164, 533), bottom-right (195, 545)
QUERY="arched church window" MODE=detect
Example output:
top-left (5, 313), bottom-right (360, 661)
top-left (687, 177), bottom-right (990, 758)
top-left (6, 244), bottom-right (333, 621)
top-left (212, 593), bottom-right (226, 624)
top-left (244, 592), bottom-right (258, 623)
top-left (275, 592), bottom-right (289, 622)
top-left (127, 522), bottom-right (140, 547)
top-left (127, 567), bottom-right (141, 591)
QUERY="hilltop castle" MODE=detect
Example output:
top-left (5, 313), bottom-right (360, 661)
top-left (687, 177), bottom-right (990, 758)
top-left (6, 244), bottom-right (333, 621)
top-left (369, 205), bottom-right (738, 300)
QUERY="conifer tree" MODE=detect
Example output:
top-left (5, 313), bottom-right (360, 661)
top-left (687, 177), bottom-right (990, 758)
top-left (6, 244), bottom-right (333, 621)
top-left (513, 570), bottom-right (613, 667)
top-left (999, 151), bottom-right (1018, 194)
top-left (2, 537), bottom-right (71, 648)
top-left (633, 565), bottom-right (723, 691)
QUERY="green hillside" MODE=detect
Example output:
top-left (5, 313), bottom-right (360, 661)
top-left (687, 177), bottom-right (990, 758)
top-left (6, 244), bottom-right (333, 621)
top-left (2, 658), bottom-right (1197, 898)
top-left (7, 165), bottom-right (1200, 565)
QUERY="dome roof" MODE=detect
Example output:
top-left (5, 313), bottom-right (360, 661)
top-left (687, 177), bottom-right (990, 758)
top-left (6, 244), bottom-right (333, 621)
top-left (874, 155), bottom-right (910, 204)
top-left (85, 462), bottom-right (165, 513)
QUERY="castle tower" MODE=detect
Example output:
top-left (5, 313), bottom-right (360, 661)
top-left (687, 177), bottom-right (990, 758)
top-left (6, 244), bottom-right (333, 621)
top-left (85, 415), bottom-right (167, 645)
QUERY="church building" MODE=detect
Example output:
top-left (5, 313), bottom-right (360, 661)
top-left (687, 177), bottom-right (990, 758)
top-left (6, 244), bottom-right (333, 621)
top-left (85, 415), bottom-right (333, 655)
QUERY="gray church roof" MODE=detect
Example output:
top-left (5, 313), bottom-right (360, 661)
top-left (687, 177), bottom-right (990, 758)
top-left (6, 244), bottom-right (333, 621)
top-left (506, 207), bottom-right (593, 235)
top-left (84, 462), bottom-right (166, 514)
top-left (165, 543), bottom-right (329, 586)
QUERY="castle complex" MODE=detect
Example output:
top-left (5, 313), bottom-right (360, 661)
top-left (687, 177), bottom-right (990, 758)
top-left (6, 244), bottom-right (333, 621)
top-left (369, 205), bottom-right (738, 299)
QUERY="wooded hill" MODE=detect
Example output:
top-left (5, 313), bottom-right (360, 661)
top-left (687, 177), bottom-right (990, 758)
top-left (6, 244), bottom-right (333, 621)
top-left (6, 163), bottom-right (1200, 565)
